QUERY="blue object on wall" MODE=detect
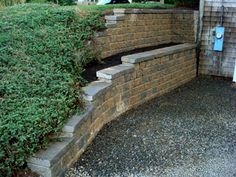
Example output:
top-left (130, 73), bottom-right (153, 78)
top-left (213, 26), bottom-right (225, 52)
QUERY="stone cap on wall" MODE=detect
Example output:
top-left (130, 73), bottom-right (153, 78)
top-left (96, 64), bottom-right (134, 80)
top-left (121, 43), bottom-right (196, 64)
top-left (82, 81), bottom-right (112, 101)
top-left (113, 8), bottom-right (195, 15)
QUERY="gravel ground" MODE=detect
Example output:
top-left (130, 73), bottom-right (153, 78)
top-left (65, 77), bottom-right (236, 177)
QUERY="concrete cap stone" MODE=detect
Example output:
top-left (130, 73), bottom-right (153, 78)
top-left (96, 64), bottom-right (134, 80)
top-left (113, 8), bottom-right (194, 15)
top-left (105, 15), bottom-right (125, 21)
top-left (94, 31), bottom-right (107, 38)
top-left (63, 104), bottom-right (94, 134)
top-left (27, 138), bottom-right (74, 168)
top-left (113, 8), bottom-right (126, 14)
top-left (83, 81), bottom-right (112, 101)
top-left (121, 43), bottom-right (196, 64)
top-left (105, 22), bottom-right (117, 28)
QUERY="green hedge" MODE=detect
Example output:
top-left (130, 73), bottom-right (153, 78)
top-left (26, 0), bottom-right (75, 5)
top-left (0, 4), bottom-right (104, 175)
top-left (0, 0), bottom-right (25, 6)
top-left (47, 0), bottom-right (75, 5)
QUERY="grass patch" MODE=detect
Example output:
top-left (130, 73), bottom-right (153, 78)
top-left (0, 3), bottom-right (104, 175)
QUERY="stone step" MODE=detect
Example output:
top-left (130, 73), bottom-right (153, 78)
top-left (27, 137), bottom-right (74, 176)
top-left (105, 15), bottom-right (125, 22)
top-left (82, 81), bottom-right (112, 101)
top-left (94, 31), bottom-right (107, 38)
top-left (105, 22), bottom-right (117, 28)
top-left (113, 8), bottom-right (126, 15)
top-left (96, 64), bottom-right (134, 80)
top-left (122, 43), bottom-right (196, 64)
top-left (62, 104), bottom-right (94, 137)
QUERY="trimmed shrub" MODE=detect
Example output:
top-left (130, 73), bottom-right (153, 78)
top-left (0, 4), bottom-right (104, 175)
top-left (25, 0), bottom-right (47, 3)
top-left (26, 0), bottom-right (76, 5)
top-left (0, 0), bottom-right (25, 6)
top-left (47, 0), bottom-right (75, 5)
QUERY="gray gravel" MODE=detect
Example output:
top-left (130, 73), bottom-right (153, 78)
top-left (65, 77), bottom-right (236, 177)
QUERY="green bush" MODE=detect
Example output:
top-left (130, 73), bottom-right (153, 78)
top-left (47, 0), bottom-right (75, 5)
top-left (25, 0), bottom-right (47, 3)
top-left (78, 3), bottom-right (174, 12)
top-left (164, 0), bottom-right (175, 4)
top-left (26, 0), bottom-right (75, 5)
top-left (165, 0), bottom-right (199, 7)
top-left (0, 0), bottom-right (25, 6)
top-left (0, 4), bottom-right (104, 175)
top-left (175, 0), bottom-right (199, 7)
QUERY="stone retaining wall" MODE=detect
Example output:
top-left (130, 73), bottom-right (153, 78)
top-left (96, 9), bottom-right (198, 58)
top-left (27, 43), bottom-right (197, 177)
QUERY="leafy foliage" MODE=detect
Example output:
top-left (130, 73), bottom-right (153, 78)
top-left (78, 2), bottom-right (174, 11)
top-left (165, 0), bottom-right (199, 7)
top-left (26, 0), bottom-right (75, 5)
top-left (0, 3), bottom-right (104, 175)
top-left (164, 0), bottom-right (175, 4)
top-left (25, 0), bottom-right (47, 3)
top-left (176, 0), bottom-right (199, 7)
top-left (0, 0), bottom-right (25, 6)
top-left (47, 0), bottom-right (75, 5)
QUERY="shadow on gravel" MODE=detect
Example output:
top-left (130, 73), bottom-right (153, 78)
top-left (65, 77), bottom-right (236, 177)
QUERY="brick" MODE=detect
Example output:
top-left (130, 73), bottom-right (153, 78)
top-left (131, 84), bottom-right (146, 96)
top-left (75, 132), bottom-right (90, 151)
top-left (129, 94), bottom-right (140, 106)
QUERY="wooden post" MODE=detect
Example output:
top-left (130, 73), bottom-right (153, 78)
top-left (197, 0), bottom-right (205, 45)
top-left (196, 0), bottom-right (205, 76)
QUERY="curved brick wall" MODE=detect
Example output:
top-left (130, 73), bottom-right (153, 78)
top-left (96, 9), bottom-right (198, 58)
top-left (28, 43), bottom-right (197, 177)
